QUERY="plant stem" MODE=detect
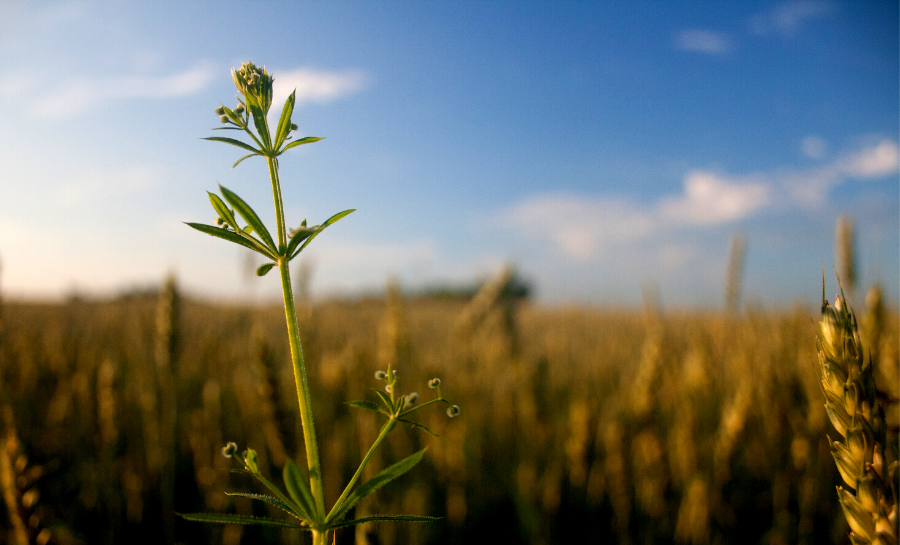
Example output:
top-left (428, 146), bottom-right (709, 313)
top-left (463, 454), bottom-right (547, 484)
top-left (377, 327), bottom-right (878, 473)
top-left (278, 253), bottom-right (325, 516)
top-left (268, 156), bottom-right (287, 248)
top-left (398, 397), bottom-right (445, 418)
top-left (312, 529), bottom-right (329, 545)
top-left (268, 152), bottom-right (325, 516)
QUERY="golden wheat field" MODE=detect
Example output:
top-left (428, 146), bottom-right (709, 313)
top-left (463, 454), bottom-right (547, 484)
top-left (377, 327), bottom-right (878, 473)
top-left (0, 276), bottom-right (896, 545)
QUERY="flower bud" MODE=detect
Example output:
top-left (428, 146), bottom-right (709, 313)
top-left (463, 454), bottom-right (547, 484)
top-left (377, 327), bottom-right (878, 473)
top-left (406, 392), bottom-right (419, 404)
top-left (232, 61), bottom-right (274, 114)
top-left (290, 123), bottom-right (298, 131)
top-left (221, 442), bottom-right (238, 458)
top-left (447, 405), bottom-right (460, 418)
top-left (375, 370), bottom-right (387, 380)
top-left (215, 105), bottom-right (225, 115)
top-left (235, 103), bottom-right (245, 113)
top-left (242, 448), bottom-right (260, 474)
top-left (385, 384), bottom-right (393, 394)
top-left (220, 115), bottom-right (229, 124)
top-left (428, 378), bottom-right (441, 389)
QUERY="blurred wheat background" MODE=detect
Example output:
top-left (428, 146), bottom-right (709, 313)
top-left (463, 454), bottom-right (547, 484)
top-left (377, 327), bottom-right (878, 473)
top-left (0, 257), bottom-right (896, 544)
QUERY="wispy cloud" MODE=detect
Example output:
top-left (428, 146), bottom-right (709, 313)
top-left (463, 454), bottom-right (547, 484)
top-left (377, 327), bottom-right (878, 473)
top-left (25, 62), bottom-right (215, 118)
top-left (673, 29), bottom-right (732, 54)
top-left (498, 139), bottom-right (898, 260)
top-left (501, 195), bottom-right (653, 260)
top-left (0, 1), bottom-right (87, 49)
top-left (839, 140), bottom-right (899, 178)
top-left (749, 0), bottom-right (834, 35)
top-left (785, 139), bottom-right (899, 207)
top-left (801, 135), bottom-right (828, 159)
top-left (272, 68), bottom-right (368, 106)
top-left (659, 172), bottom-right (770, 225)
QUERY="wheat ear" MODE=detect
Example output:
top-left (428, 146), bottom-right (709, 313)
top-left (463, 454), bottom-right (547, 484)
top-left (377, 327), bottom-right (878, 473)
top-left (816, 281), bottom-right (898, 544)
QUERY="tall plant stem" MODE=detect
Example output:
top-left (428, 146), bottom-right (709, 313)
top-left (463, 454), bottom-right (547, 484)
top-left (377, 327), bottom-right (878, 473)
top-left (273, 148), bottom-right (326, 518)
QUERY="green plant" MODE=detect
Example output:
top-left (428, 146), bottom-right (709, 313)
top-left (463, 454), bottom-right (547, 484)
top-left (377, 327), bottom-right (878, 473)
top-left (178, 61), bottom-right (458, 545)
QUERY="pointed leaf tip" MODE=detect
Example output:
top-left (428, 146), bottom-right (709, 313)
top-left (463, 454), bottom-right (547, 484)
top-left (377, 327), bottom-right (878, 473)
top-left (346, 400), bottom-right (380, 412)
top-left (176, 512), bottom-right (308, 529)
top-left (218, 185), bottom-right (277, 252)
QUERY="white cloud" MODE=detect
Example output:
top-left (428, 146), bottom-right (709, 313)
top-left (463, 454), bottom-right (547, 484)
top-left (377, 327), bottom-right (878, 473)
top-left (497, 139), bottom-right (897, 260)
top-left (785, 139), bottom-right (899, 207)
top-left (839, 140), bottom-right (899, 178)
top-left (674, 30), bottom-right (732, 54)
top-left (272, 68), bottom-right (368, 106)
top-left (660, 172), bottom-right (771, 225)
top-left (801, 135), bottom-right (827, 159)
top-left (500, 195), bottom-right (654, 260)
top-left (29, 62), bottom-right (215, 117)
top-left (750, 0), bottom-right (834, 35)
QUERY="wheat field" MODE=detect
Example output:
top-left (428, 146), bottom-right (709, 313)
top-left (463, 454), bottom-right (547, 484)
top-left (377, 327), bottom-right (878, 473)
top-left (0, 278), bottom-right (896, 544)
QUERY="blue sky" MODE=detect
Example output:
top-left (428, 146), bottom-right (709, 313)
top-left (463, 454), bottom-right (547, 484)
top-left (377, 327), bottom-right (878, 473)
top-left (1, 1), bottom-right (897, 307)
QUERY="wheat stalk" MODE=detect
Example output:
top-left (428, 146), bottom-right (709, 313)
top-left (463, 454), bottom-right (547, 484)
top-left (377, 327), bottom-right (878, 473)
top-left (154, 275), bottom-right (179, 543)
top-left (835, 216), bottom-right (857, 298)
top-left (724, 233), bottom-right (746, 314)
top-left (816, 282), bottom-right (898, 544)
top-left (0, 406), bottom-right (50, 545)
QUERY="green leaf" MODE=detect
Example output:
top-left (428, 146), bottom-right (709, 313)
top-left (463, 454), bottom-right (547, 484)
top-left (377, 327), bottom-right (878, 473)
top-left (256, 263), bottom-right (275, 277)
top-left (208, 192), bottom-right (237, 229)
top-left (203, 136), bottom-right (260, 154)
top-left (176, 512), bottom-right (307, 529)
top-left (219, 185), bottom-right (277, 252)
top-left (232, 468), bottom-right (308, 522)
top-left (274, 90), bottom-right (296, 150)
top-left (185, 223), bottom-right (274, 258)
top-left (374, 390), bottom-right (394, 413)
top-left (233, 152), bottom-right (261, 168)
top-left (328, 449), bottom-right (427, 524)
top-left (346, 401), bottom-right (380, 412)
top-left (398, 419), bottom-right (439, 437)
top-left (223, 492), bottom-right (305, 520)
top-left (292, 209), bottom-right (356, 259)
top-left (283, 136), bottom-right (324, 151)
top-left (284, 461), bottom-right (319, 522)
top-left (328, 515), bottom-right (441, 529)
top-left (285, 226), bottom-right (317, 259)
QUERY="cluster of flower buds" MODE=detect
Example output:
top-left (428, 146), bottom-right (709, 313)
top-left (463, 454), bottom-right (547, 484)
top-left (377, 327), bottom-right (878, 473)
top-left (221, 442), bottom-right (260, 474)
top-left (374, 367), bottom-right (399, 394)
top-left (372, 370), bottom-right (459, 419)
top-left (232, 61), bottom-right (274, 114)
top-left (214, 102), bottom-right (248, 128)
